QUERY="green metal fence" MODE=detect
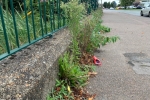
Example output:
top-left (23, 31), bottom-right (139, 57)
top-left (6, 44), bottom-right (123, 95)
top-left (0, 0), bottom-right (66, 60)
top-left (0, 0), bottom-right (98, 60)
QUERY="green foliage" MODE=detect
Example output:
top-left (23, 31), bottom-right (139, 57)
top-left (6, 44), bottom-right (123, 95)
top-left (100, 24), bottom-right (110, 33)
top-left (49, 0), bottom-right (119, 99)
top-left (107, 2), bottom-right (111, 8)
top-left (0, 8), bottom-right (52, 54)
top-left (120, 0), bottom-right (135, 8)
top-left (69, 40), bottom-right (81, 63)
top-left (101, 36), bottom-right (120, 46)
top-left (111, 1), bottom-right (117, 8)
top-left (77, 8), bottom-right (119, 54)
top-left (47, 80), bottom-right (74, 100)
top-left (61, 0), bottom-right (85, 61)
top-left (0, 9), bottom-right (33, 54)
top-left (58, 53), bottom-right (88, 88)
top-left (61, 0), bottom-right (85, 36)
top-left (85, 12), bottom-right (119, 52)
top-left (103, 1), bottom-right (116, 8)
top-left (61, 0), bottom-right (119, 55)
top-left (0, 0), bottom-right (64, 54)
top-left (103, 2), bottom-right (108, 8)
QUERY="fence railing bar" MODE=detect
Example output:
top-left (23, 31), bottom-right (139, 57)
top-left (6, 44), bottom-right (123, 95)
top-left (30, 0), bottom-right (36, 40)
top-left (94, 0), bottom-right (96, 10)
top-left (10, 0), bottom-right (20, 48)
top-left (0, 0), bottom-right (98, 60)
top-left (38, 0), bottom-right (44, 36)
top-left (63, 13), bottom-right (65, 26)
top-left (59, 0), bottom-right (61, 27)
top-left (43, 1), bottom-right (48, 34)
top-left (62, 0), bottom-right (65, 26)
top-left (48, 0), bottom-right (53, 31)
top-left (0, 5), bottom-right (10, 54)
top-left (52, 0), bottom-right (55, 31)
top-left (0, 26), bottom-right (66, 60)
top-left (57, 0), bottom-right (60, 29)
top-left (23, 0), bottom-right (31, 43)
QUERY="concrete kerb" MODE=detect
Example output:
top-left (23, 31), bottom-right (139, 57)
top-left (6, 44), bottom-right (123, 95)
top-left (0, 28), bottom-right (71, 100)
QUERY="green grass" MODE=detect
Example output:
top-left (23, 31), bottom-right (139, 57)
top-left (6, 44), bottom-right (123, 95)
top-left (0, 9), bottom-right (64, 55)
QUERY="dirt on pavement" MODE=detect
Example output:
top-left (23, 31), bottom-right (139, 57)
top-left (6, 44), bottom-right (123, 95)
top-left (87, 10), bottom-right (150, 100)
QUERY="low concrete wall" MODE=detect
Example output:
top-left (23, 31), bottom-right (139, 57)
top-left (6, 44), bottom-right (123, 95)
top-left (0, 28), bottom-right (71, 100)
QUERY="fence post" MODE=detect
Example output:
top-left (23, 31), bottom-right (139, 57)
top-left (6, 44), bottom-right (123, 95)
top-left (23, 0), bottom-right (31, 43)
top-left (48, 0), bottom-right (53, 31)
top-left (30, 0), bottom-right (36, 40)
top-left (10, 0), bottom-right (20, 48)
top-left (38, 0), bottom-right (44, 36)
top-left (0, 4), bottom-right (10, 53)
top-left (52, 0), bottom-right (55, 30)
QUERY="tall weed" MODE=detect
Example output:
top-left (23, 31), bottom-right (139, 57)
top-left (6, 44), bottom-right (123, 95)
top-left (0, 10), bottom-right (33, 54)
top-left (58, 53), bottom-right (88, 88)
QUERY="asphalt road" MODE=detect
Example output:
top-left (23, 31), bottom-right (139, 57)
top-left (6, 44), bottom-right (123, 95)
top-left (87, 9), bottom-right (150, 100)
top-left (113, 9), bottom-right (141, 16)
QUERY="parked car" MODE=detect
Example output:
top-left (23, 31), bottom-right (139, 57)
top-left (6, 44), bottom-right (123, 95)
top-left (120, 6), bottom-right (125, 9)
top-left (127, 6), bottom-right (133, 9)
top-left (136, 5), bottom-right (142, 9)
top-left (133, 6), bottom-right (137, 9)
top-left (110, 7), bottom-right (114, 10)
top-left (140, 3), bottom-right (150, 17)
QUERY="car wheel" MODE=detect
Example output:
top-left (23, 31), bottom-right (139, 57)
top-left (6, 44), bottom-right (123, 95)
top-left (141, 11), bottom-right (143, 16)
top-left (149, 12), bottom-right (150, 17)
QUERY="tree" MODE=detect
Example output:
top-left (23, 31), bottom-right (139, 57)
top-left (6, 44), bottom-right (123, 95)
top-left (107, 2), bottom-right (111, 8)
top-left (120, 0), bottom-right (134, 9)
top-left (133, 1), bottom-right (140, 7)
top-left (111, 2), bottom-right (113, 7)
top-left (103, 2), bottom-right (107, 8)
top-left (117, 4), bottom-right (121, 7)
top-left (111, 1), bottom-right (117, 8)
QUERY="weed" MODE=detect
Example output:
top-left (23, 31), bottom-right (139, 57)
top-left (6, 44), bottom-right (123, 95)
top-left (47, 0), bottom-right (119, 99)
top-left (47, 80), bottom-right (74, 100)
top-left (58, 53), bottom-right (88, 88)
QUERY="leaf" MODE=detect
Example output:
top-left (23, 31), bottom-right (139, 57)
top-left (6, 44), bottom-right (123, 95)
top-left (88, 72), bottom-right (97, 76)
top-left (67, 85), bottom-right (71, 93)
top-left (88, 94), bottom-right (96, 100)
top-left (88, 97), bottom-right (94, 100)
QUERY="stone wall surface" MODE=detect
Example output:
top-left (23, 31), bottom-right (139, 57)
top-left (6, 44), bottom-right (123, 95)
top-left (0, 28), bottom-right (71, 100)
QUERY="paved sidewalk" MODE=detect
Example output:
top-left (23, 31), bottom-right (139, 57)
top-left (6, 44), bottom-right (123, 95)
top-left (87, 10), bottom-right (150, 100)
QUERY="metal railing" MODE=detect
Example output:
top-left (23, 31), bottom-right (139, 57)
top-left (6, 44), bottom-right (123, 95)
top-left (0, 0), bottom-right (98, 60)
top-left (0, 0), bottom-right (66, 60)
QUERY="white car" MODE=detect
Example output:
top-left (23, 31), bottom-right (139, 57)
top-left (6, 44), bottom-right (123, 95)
top-left (127, 6), bottom-right (133, 9)
top-left (110, 7), bottom-right (114, 10)
top-left (140, 3), bottom-right (150, 17)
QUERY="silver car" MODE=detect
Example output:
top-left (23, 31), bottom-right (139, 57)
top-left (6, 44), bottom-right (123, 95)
top-left (140, 3), bottom-right (150, 17)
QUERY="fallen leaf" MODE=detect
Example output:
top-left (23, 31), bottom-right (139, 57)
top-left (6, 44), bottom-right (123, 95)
top-left (67, 85), bottom-right (71, 93)
top-left (25, 84), bottom-right (30, 87)
top-left (79, 89), bottom-right (83, 95)
top-left (88, 94), bottom-right (96, 100)
top-left (56, 87), bottom-right (61, 91)
top-left (88, 72), bottom-right (97, 76)
top-left (88, 97), bottom-right (93, 100)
